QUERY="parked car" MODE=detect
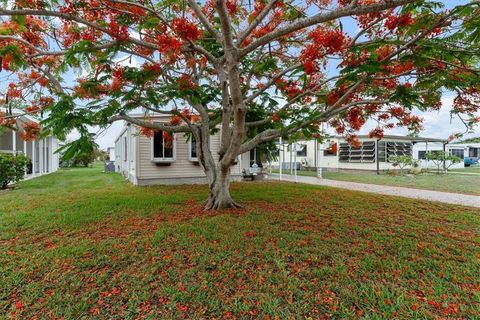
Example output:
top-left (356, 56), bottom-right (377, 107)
top-left (464, 157), bottom-right (479, 166)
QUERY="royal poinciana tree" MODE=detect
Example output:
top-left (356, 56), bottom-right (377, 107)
top-left (0, 0), bottom-right (479, 208)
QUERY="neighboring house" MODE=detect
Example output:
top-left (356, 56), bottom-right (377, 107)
top-left (107, 147), bottom-right (115, 162)
top-left (317, 135), bottom-right (472, 172)
top-left (0, 108), bottom-right (60, 178)
top-left (446, 142), bottom-right (480, 166)
top-left (271, 139), bottom-right (320, 170)
top-left (114, 114), bottom-right (254, 186)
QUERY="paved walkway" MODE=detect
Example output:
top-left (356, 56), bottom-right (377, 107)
top-left (267, 174), bottom-right (480, 208)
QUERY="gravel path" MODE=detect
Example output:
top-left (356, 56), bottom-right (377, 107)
top-left (268, 174), bottom-right (480, 208)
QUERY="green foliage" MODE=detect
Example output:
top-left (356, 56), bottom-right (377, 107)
top-left (424, 151), bottom-right (461, 173)
top-left (0, 152), bottom-right (29, 189)
top-left (445, 154), bottom-right (462, 171)
top-left (389, 155), bottom-right (417, 174)
top-left (245, 104), bottom-right (278, 162)
top-left (58, 133), bottom-right (99, 167)
top-left (459, 137), bottom-right (480, 143)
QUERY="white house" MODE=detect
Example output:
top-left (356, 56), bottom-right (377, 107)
top-left (317, 135), bottom-right (469, 172)
top-left (107, 147), bottom-right (115, 162)
top-left (446, 142), bottom-right (480, 166)
top-left (113, 114), bottom-right (255, 186)
top-left (0, 108), bottom-right (60, 177)
top-left (271, 139), bottom-right (319, 170)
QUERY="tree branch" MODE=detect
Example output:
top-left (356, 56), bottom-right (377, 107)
top-left (244, 63), bottom-right (302, 104)
top-left (108, 114), bottom-right (191, 132)
top-left (187, 0), bottom-right (222, 42)
top-left (237, 0), bottom-right (277, 45)
top-left (239, 0), bottom-right (416, 57)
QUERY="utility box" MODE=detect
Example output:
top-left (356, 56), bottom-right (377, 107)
top-left (104, 161), bottom-right (116, 172)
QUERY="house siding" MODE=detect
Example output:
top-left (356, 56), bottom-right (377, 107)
top-left (136, 129), bottom-right (243, 183)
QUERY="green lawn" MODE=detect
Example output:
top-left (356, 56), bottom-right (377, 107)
top-left (319, 171), bottom-right (480, 196)
top-left (450, 165), bottom-right (480, 174)
top-left (1, 166), bottom-right (479, 319)
top-left (271, 169), bottom-right (318, 177)
top-left (271, 168), bottom-right (480, 195)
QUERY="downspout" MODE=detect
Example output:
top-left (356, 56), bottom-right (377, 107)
top-left (375, 139), bottom-right (380, 175)
top-left (279, 137), bottom-right (283, 180)
top-left (443, 141), bottom-right (448, 171)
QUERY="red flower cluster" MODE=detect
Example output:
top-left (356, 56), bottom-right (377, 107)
top-left (176, 75), bottom-right (196, 91)
top-left (111, 68), bottom-right (125, 92)
top-left (345, 134), bottom-right (361, 148)
top-left (139, 126), bottom-right (155, 138)
top-left (163, 131), bottom-right (173, 148)
top-left (156, 34), bottom-right (183, 55)
top-left (7, 83), bottom-right (22, 98)
top-left (170, 115), bottom-right (182, 125)
top-left (271, 112), bottom-right (281, 122)
top-left (309, 28), bottom-right (346, 54)
top-left (301, 28), bottom-right (348, 74)
top-left (172, 18), bottom-right (201, 41)
top-left (329, 142), bottom-right (338, 154)
top-left (37, 77), bottom-right (49, 87)
top-left (276, 78), bottom-right (301, 98)
top-left (25, 104), bottom-right (41, 114)
top-left (346, 107), bottom-right (365, 131)
top-left (143, 63), bottom-right (162, 75)
top-left (391, 61), bottom-right (415, 75)
top-left (108, 18), bottom-right (129, 41)
top-left (326, 85), bottom-right (352, 106)
top-left (0, 112), bottom-right (16, 127)
top-left (225, 0), bottom-right (239, 17)
top-left (385, 13), bottom-right (414, 31)
top-left (19, 122), bottom-right (41, 141)
top-left (368, 127), bottom-right (384, 139)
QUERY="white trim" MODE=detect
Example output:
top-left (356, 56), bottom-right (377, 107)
top-left (12, 130), bottom-right (16, 153)
top-left (188, 135), bottom-right (206, 162)
top-left (151, 131), bottom-right (176, 163)
top-left (124, 136), bottom-right (128, 162)
top-left (39, 139), bottom-right (44, 174)
top-left (32, 140), bottom-right (36, 175)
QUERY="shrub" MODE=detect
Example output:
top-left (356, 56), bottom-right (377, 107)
top-left (425, 151), bottom-right (462, 173)
top-left (445, 154), bottom-right (462, 171)
top-left (0, 152), bottom-right (29, 189)
top-left (389, 155), bottom-right (416, 175)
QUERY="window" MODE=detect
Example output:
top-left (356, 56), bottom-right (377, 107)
top-left (250, 148), bottom-right (262, 167)
top-left (450, 148), bottom-right (464, 159)
top-left (386, 142), bottom-right (412, 161)
top-left (419, 150), bottom-right (441, 160)
top-left (323, 143), bottom-right (337, 156)
top-left (152, 130), bottom-right (175, 161)
top-left (469, 148), bottom-right (479, 158)
top-left (189, 136), bottom-right (198, 161)
top-left (339, 141), bottom-right (376, 163)
top-left (296, 145), bottom-right (307, 157)
top-left (124, 136), bottom-right (127, 161)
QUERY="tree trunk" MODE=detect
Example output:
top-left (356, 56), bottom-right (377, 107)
top-left (204, 167), bottom-right (241, 210)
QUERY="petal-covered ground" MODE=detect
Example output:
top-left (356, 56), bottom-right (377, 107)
top-left (1, 165), bottom-right (479, 319)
